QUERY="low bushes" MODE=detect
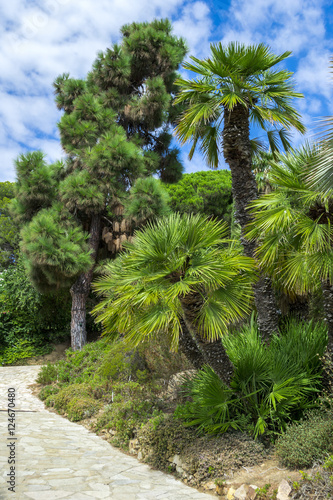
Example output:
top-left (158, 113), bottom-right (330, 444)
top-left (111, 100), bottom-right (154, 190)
top-left (94, 381), bottom-right (163, 447)
top-left (175, 319), bottom-right (327, 439)
top-left (276, 398), bottom-right (333, 468)
top-left (136, 414), bottom-right (267, 485)
top-left (37, 335), bottom-right (187, 448)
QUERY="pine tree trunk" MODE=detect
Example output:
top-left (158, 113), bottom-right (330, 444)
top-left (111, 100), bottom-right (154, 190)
top-left (180, 295), bottom-right (234, 386)
top-left (223, 104), bottom-right (279, 340)
top-left (70, 214), bottom-right (101, 350)
top-left (321, 279), bottom-right (333, 356)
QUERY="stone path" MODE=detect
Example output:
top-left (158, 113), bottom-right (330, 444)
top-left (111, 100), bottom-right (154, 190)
top-left (0, 366), bottom-right (213, 500)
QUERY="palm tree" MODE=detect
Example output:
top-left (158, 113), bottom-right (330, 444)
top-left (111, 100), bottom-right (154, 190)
top-left (92, 213), bottom-right (256, 385)
top-left (174, 42), bottom-right (305, 340)
top-left (306, 59), bottom-right (333, 196)
top-left (246, 145), bottom-right (333, 355)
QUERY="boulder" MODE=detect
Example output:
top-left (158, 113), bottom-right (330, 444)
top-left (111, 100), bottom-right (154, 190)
top-left (277, 479), bottom-right (291, 500)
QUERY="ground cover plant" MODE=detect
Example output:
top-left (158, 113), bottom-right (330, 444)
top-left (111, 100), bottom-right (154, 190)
top-left (36, 335), bottom-right (190, 447)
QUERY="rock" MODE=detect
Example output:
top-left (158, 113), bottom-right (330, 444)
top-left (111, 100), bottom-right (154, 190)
top-left (277, 479), bottom-right (291, 500)
top-left (247, 486), bottom-right (258, 499)
top-left (230, 484), bottom-right (258, 500)
top-left (171, 454), bottom-right (184, 474)
top-left (227, 487), bottom-right (236, 500)
top-left (129, 438), bottom-right (139, 455)
top-left (203, 481), bottom-right (216, 490)
top-left (166, 370), bottom-right (197, 400)
top-left (234, 484), bottom-right (249, 499)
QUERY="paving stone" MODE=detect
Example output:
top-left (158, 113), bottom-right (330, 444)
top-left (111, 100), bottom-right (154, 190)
top-left (0, 366), bottom-right (214, 500)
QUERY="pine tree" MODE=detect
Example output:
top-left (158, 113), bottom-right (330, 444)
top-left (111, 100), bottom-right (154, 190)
top-left (12, 19), bottom-right (187, 350)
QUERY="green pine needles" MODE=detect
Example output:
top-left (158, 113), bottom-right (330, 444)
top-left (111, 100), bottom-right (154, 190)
top-left (11, 19), bottom-right (188, 349)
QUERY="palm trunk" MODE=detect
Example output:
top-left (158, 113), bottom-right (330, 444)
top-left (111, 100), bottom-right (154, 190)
top-left (254, 276), bottom-right (279, 343)
top-left (70, 214), bottom-right (101, 350)
top-left (195, 338), bottom-right (234, 386)
top-left (180, 295), bottom-right (234, 386)
top-left (321, 279), bottom-right (333, 356)
top-left (178, 317), bottom-right (206, 369)
top-left (223, 104), bottom-right (278, 340)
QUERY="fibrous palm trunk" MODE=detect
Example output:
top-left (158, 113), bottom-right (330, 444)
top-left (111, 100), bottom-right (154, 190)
top-left (223, 104), bottom-right (279, 341)
top-left (322, 279), bottom-right (333, 356)
top-left (70, 214), bottom-right (101, 350)
top-left (178, 317), bottom-right (206, 369)
top-left (180, 294), bottom-right (234, 386)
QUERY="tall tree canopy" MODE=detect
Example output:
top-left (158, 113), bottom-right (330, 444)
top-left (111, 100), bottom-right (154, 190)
top-left (164, 170), bottom-right (233, 224)
top-left (174, 42), bottom-right (306, 340)
top-left (11, 19), bottom-right (187, 350)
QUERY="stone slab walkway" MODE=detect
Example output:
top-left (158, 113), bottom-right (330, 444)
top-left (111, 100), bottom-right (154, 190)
top-left (0, 366), bottom-right (214, 500)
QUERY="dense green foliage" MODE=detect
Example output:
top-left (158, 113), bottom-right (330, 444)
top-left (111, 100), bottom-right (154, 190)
top-left (0, 181), bottom-right (18, 269)
top-left (125, 177), bottom-right (171, 226)
top-left (176, 319), bottom-right (327, 438)
top-left (0, 259), bottom-right (71, 364)
top-left (164, 170), bottom-right (232, 223)
top-left (247, 145), bottom-right (333, 295)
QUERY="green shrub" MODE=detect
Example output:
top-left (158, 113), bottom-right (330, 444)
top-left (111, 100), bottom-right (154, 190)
top-left (0, 338), bottom-right (52, 365)
top-left (97, 342), bottom-right (147, 381)
top-left (137, 414), bottom-right (197, 470)
top-left (94, 381), bottom-right (162, 448)
top-left (67, 397), bottom-right (101, 422)
top-left (276, 405), bottom-right (333, 468)
top-left (0, 260), bottom-right (71, 356)
top-left (37, 363), bottom-right (59, 385)
top-left (53, 384), bottom-right (93, 412)
top-left (45, 394), bottom-right (57, 408)
top-left (39, 385), bottom-right (60, 401)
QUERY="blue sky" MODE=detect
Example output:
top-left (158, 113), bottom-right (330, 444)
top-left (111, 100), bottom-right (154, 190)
top-left (1, 0), bottom-right (332, 182)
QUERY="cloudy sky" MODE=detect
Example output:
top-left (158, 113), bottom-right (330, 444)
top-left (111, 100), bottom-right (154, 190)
top-left (1, 0), bottom-right (332, 182)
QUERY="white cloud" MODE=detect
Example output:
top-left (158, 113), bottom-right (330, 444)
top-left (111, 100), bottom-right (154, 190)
top-left (173, 1), bottom-right (212, 58)
top-left (1, 0), bottom-right (332, 183)
top-left (1, 0), bottom-right (191, 182)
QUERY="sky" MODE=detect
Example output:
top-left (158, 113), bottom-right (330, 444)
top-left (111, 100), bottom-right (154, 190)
top-left (1, 0), bottom-right (333, 182)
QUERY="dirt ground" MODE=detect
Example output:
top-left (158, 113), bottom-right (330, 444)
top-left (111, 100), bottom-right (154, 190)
top-left (222, 457), bottom-right (302, 493)
top-left (24, 342), bottom-right (71, 365)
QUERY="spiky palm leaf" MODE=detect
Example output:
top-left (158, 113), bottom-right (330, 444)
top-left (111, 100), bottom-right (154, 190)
top-left (175, 42), bottom-right (305, 169)
top-left (247, 144), bottom-right (333, 295)
top-left (306, 59), bottom-right (333, 194)
top-left (92, 213), bottom-right (256, 350)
